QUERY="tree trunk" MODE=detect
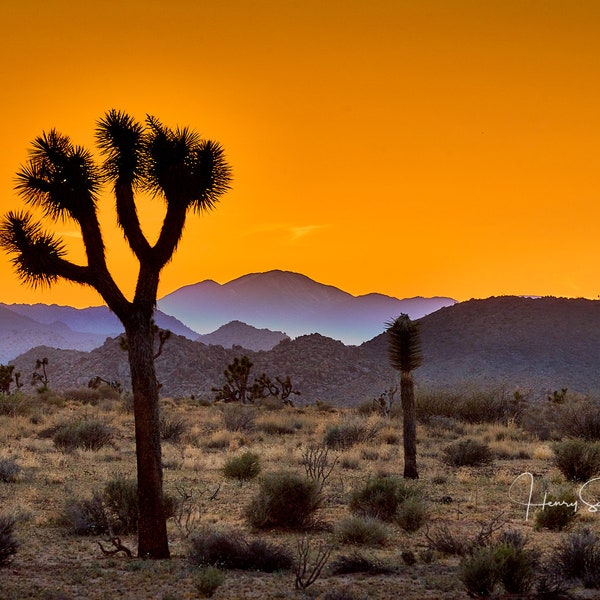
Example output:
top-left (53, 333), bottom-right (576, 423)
top-left (401, 371), bottom-right (418, 479)
top-left (125, 314), bottom-right (170, 558)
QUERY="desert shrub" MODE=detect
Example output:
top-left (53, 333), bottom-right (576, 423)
top-left (395, 495), bottom-right (428, 532)
top-left (52, 420), bottom-right (113, 452)
top-left (294, 536), bottom-right (332, 590)
top-left (426, 515), bottom-right (507, 557)
top-left (460, 530), bottom-right (538, 596)
top-left (60, 492), bottom-right (108, 535)
top-left (0, 393), bottom-right (35, 417)
top-left (188, 526), bottom-right (292, 571)
top-left (340, 456), bottom-right (360, 470)
top-left (312, 400), bottom-right (335, 412)
top-left (494, 531), bottom-right (539, 594)
top-left (62, 387), bottom-right (102, 404)
top-left (425, 523), bottom-right (469, 556)
top-left (103, 478), bottom-right (139, 534)
top-left (194, 565), bottom-right (225, 597)
top-left (254, 395), bottom-right (285, 410)
top-left (458, 545), bottom-right (500, 598)
top-left (355, 399), bottom-right (378, 417)
top-left (349, 476), bottom-right (419, 522)
top-left (535, 488), bottom-right (578, 531)
top-left (159, 416), bottom-right (187, 442)
top-left (330, 551), bottom-right (395, 575)
top-left (442, 438), bottom-right (493, 467)
top-left (553, 438), bottom-right (600, 482)
top-left (222, 451), bottom-right (261, 482)
top-left (521, 404), bottom-right (554, 441)
top-left (0, 458), bottom-right (21, 483)
top-left (424, 415), bottom-right (466, 436)
top-left (246, 538), bottom-right (294, 572)
top-left (190, 527), bottom-right (245, 568)
top-left (323, 588), bottom-right (366, 600)
top-left (558, 398), bottom-right (600, 441)
top-left (417, 389), bottom-right (523, 425)
top-left (334, 516), bottom-right (388, 546)
top-left (255, 415), bottom-right (298, 435)
top-left (0, 515), bottom-right (17, 567)
top-left (101, 477), bottom-right (176, 535)
top-left (553, 527), bottom-right (600, 588)
top-left (203, 431), bottom-right (231, 449)
top-left (381, 429), bottom-right (401, 445)
top-left (245, 471), bottom-right (321, 530)
top-left (360, 449), bottom-right (379, 461)
top-left (193, 397), bottom-right (213, 407)
top-left (323, 417), bottom-right (382, 450)
top-left (221, 404), bottom-right (256, 432)
top-left (523, 397), bottom-right (600, 442)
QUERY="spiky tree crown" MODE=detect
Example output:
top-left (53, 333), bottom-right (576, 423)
top-left (0, 110), bottom-right (232, 306)
top-left (386, 314), bottom-right (423, 374)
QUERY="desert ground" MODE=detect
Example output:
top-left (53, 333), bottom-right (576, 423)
top-left (1, 386), bottom-right (599, 599)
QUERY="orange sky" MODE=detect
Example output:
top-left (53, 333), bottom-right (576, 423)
top-left (2, 0), bottom-right (600, 306)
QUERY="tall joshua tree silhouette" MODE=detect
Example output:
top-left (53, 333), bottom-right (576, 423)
top-left (0, 110), bottom-right (231, 557)
top-left (386, 314), bottom-right (423, 479)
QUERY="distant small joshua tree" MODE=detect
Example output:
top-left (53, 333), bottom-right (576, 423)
top-left (88, 376), bottom-right (123, 394)
top-left (213, 355), bottom-right (300, 406)
top-left (386, 314), bottom-right (423, 479)
top-left (31, 357), bottom-right (49, 391)
top-left (0, 365), bottom-right (15, 394)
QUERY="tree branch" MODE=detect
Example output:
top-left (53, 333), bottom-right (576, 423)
top-left (115, 181), bottom-right (152, 261)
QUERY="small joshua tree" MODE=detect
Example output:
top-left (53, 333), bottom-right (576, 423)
top-left (31, 357), bottom-right (49, 391)
top-left (386, 314), bottom-right (423, 479)
top-left (213, 356), bottom-right (299, 406)
top-left (0, 365), bottom-right (15, 394)
top-left (213, 356), bottom-right (254, 403)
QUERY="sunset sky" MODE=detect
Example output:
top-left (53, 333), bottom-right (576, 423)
top-left (2, 0), bottom-right (600, 306)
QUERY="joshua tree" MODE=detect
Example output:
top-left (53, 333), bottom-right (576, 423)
top-left (212, 356), bottom-right (300, 406)
top-left (0, 364), bottom-right (15, 394)
top-left (386, 314), bottom-right (423, 479)
top-left (31, 357), bottom-right (49, 391)
top-left (0, 110), bottom-right (231, 558)
top-left (212, 355), bottom-right (254, 403)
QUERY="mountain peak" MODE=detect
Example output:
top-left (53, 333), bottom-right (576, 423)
top-left (196, 319), bottom-right (289, 351)
top-left (158, 271), bottom-right (455, 344)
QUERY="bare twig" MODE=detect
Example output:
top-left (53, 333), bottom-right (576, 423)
top-left (172, 482), bottom-right (221, 538)
top-left (294, 537), bottom-right (332, 590)
top-left (97, 537), bottom-right (133, 558)
top-left (301, 445), bottom-right (338, 492)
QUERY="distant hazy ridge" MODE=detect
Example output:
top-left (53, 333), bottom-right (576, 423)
top-left (8, 295), bottom-right (600, 405)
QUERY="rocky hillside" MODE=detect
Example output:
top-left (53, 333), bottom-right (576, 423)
top-left (11, 296), bottom-right (600, 405)
top-left (196, 321), bottom-right (289, 351)
top-left (0, 305), bottom-right (107, 364)
top-left (364, 295), bottom-right (600, 395)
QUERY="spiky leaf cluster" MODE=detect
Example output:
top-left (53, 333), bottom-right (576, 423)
top-left (15, 130), bottom-right (100, 222)
top-left (386, 314), bottom-right (423, 374)
top-left (0, 211), bottom-right (67, 287)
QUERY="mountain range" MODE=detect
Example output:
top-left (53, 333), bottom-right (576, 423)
top-left (0, 270), bottom-right (454, 362)
top-left (7, 295), bottom-right (600, 404)
top-left (0, 303), bottom-right (197, 364)
top-left (157, 270), bottom-right (456, 344)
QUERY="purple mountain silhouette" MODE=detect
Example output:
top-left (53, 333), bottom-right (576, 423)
top-left (158, 270), bottom-right (455, 344)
